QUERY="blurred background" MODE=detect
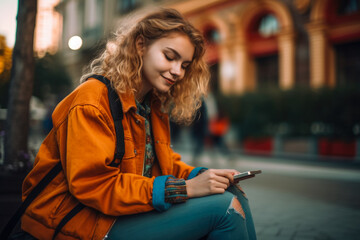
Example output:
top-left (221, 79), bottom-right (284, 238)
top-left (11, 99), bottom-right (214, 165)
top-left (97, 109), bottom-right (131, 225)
top-left (1, 0), bottom-right (360, 239)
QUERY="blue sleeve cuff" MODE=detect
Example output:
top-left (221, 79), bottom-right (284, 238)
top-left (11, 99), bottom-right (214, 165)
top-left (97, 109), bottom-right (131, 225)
top-left (152, 175), bottom-right (174, 212)
top-left (187, 167), bottom-right (207, 180)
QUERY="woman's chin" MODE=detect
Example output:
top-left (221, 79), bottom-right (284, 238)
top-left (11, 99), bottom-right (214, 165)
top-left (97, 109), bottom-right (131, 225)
top-left (156, 85), bottom-right (172, 93)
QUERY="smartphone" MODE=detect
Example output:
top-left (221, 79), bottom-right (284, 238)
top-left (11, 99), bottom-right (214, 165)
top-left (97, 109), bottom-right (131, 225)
top-left (234, 170), bottom-right (262, 181)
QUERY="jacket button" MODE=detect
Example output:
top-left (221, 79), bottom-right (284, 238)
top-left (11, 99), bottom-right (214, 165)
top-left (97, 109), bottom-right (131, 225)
top-left (156, 140), bottom-right (159, 144)
top-left (135, 119), bottom-right (140, 124)
top-left (134, 149), bottom-right (137, 155)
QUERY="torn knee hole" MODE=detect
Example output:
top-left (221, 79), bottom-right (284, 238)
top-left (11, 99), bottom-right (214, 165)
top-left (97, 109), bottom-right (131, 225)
top-left (235, 185), bottom-right (247, 198)
top-left (227, 197), bottom-right (245, 219)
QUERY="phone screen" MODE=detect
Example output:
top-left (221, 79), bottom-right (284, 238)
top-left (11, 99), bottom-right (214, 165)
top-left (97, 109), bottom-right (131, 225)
top-left (234, 170), bottom-right (262, 181)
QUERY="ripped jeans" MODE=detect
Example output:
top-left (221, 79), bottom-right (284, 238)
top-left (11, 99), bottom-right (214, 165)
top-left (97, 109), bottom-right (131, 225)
top-left (107, 185), bottom-right (256, 240)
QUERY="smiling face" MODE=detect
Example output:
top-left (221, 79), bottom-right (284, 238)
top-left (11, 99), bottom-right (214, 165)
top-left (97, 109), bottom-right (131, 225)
top-left (139, 32), bottom-right (195, 96)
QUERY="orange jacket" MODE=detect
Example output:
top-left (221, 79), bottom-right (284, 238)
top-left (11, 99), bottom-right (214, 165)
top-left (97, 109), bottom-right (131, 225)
top-left (21, 79), bottom-right (199, 239)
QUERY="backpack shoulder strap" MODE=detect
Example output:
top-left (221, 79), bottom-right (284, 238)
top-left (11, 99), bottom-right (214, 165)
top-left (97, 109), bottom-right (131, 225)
top-left (0, 75), bottom-right (126, 240)
top-left (51, 75), bottom-right (125, 239)
top-left (87, 74), bottom-right (125, 166)
top-left (0, 162), bottom-right (62, 239)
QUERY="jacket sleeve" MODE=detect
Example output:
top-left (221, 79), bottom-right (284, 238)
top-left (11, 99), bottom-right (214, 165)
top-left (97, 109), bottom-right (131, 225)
top-left (171, 151), bottom-right (206, 180)
top-left (61, 105), bottom-right (156, 216)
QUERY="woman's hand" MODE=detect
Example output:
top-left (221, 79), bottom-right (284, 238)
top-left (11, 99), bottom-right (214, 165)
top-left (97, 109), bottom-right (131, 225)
top-left (185, 169), bottom-right (240, 198)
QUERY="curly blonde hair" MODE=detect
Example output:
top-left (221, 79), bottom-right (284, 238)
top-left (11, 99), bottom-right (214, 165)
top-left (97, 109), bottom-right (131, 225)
top-left (81, 8), bottom-right (209, 125)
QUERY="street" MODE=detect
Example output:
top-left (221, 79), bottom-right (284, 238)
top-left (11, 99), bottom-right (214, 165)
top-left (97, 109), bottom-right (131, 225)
top-left (1, 147), bottom-right (360, 239)
top-left (178, 149), bottom-right (360, 240)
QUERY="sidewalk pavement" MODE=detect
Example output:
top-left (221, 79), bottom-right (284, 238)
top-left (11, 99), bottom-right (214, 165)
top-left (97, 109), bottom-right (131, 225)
top-left (178, 150), bottom-right (360, 240)
top-left (1, 152), bottom-right (360, 239)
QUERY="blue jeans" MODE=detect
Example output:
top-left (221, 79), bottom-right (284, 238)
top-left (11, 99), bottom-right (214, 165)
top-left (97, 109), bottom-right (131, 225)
top-left (107, 185), bottom-right (256, 240)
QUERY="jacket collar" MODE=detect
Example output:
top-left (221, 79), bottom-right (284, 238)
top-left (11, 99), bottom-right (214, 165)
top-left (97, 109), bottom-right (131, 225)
top-left (119, 91), bottom-right (137, 113)
top-left (119, 90), bottom-right (166, 117)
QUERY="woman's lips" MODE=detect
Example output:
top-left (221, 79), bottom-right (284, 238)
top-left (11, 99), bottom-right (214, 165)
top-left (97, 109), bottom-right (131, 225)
top-left (162, 76), bottom-right (175, 85)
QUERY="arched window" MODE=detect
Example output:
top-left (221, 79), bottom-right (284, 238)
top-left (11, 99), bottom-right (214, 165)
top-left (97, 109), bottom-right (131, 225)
top-left (203, 27), bottom-right (220, 89)
top-left (258, 14), bottom-right (279, 37)
top-left (338, 0), bottom-right (360, 15)
top-left (335, 41), bottom-right (360, 86)
top-left (256, 55), bottom-right (279, 89)
top-left (204, 28), bottom-right (221, 44)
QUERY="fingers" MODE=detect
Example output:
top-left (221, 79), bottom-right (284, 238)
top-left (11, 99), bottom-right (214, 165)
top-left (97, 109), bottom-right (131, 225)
top-left (189, 169), bottom-right (243, 197)
top-left (208, 176), bottom-right (229, 191)
top-left (206, 169), bottom-right (231, 187)
top-left (206, 179), bottom-right (227, 194)
top-left (214, 175), bottom-right (230, 187)
top-left (209, 169), bottom-right (236, 184)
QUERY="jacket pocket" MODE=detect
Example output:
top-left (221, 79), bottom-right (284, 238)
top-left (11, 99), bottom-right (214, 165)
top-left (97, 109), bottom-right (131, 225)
top-left (50, 192), bottom-right (74, 220)
top-left (119, 138), bottom-right (138, 173)
top-left (122, 138), bottom-right (136, 160)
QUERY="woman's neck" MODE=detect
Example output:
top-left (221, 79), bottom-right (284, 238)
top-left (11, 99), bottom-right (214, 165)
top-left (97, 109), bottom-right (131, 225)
top-left (136, 79), bottom-right (152, 103)
top-left (135, 88), bottom-right (150, 103)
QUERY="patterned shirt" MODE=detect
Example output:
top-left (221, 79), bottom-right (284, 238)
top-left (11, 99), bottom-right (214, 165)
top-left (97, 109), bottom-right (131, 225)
top-left (136, 97), bottom-right (154, 178)
top-left (135, 96), bottom-right (188, 203)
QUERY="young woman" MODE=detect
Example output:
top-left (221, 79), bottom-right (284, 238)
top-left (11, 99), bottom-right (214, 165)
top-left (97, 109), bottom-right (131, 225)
top-left (20, 8), bottom-right (256, 240)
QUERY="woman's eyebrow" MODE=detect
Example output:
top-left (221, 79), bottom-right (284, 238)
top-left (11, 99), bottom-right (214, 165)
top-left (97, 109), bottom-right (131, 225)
top-left (165, 47), bottom-right (192, 63)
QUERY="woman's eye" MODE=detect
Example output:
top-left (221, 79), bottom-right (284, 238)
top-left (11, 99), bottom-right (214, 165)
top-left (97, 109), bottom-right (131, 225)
top-left (164, 54), bottom-right (173, 61)
top-left (181, 64), bottom-right (189, 70)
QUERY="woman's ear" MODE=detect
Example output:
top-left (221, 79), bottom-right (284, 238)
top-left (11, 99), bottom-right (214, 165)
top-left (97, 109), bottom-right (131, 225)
top-left (136, 36), bottom-right (145, 56)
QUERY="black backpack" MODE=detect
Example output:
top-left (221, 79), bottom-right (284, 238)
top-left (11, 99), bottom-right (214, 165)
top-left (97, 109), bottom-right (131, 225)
top-left (0, 75), bottom-right (125, 240)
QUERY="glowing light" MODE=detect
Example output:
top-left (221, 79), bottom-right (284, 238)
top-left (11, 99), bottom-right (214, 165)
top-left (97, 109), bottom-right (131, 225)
top-left (68, 36), bottom-right (83, 50)
top-left (221, 61), bottom-right (235, 80)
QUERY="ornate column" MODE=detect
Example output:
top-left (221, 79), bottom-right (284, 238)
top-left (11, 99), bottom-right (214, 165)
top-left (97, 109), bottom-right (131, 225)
top-left (219, 42), bottom-right (235, 94)
top-left (278, 30), bottom-right (295, 89)
top-left (233, 41), bottom-right (252, 94)
top-left (307, 22), bottom-right (328, 88)
top-left (328, 45), bottom-right (336, 87)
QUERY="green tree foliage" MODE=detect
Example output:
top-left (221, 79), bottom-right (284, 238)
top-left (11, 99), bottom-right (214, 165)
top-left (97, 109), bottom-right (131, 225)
top-left (33, 53), bottom-right (72, 102)
top-left (1, 51), bottom-right (72, 109)
top-left (217, 86), bottom-right (360, 140)
top-left (0, 35), bottom-right (13, 108)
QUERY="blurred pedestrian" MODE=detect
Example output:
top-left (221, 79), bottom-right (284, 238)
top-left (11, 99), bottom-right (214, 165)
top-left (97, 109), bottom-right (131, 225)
top-left (170, 120), bottom-right (182, 144)
top-left (190, 99), bottom-right (208, 163)
top-left (16, 8), bottom-right (256, 240)
top-left (209, 110), bottom-right (231, 155)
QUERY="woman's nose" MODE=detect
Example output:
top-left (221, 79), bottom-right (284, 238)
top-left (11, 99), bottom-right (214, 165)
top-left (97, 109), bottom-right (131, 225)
top-left (170, 62), bottom-right (183, 78)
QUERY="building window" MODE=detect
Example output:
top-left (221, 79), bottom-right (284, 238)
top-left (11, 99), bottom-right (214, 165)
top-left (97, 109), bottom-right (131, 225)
top-left (258, 14), bottom-right (279, 37)
top-left (210, 63), bottom-right (219, 93)
top-left (335, 41), bottom-right (360, 86)
top-left (255, 54), bottom-right (279, 89)
top-left (117, 0), bottom-right (139, 14)
top-left (204, 28), bottom-right (221, 44)
top-left (338, 0), bottom-right (360, 15)
top-left (96, 0), bottom-right (104, 26)
top-left (78, 0), bottom-right (85, 35)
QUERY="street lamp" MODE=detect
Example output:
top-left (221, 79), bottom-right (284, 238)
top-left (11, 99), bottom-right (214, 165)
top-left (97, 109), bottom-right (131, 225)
top-left (68, 35), bottom-right (82, 50)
